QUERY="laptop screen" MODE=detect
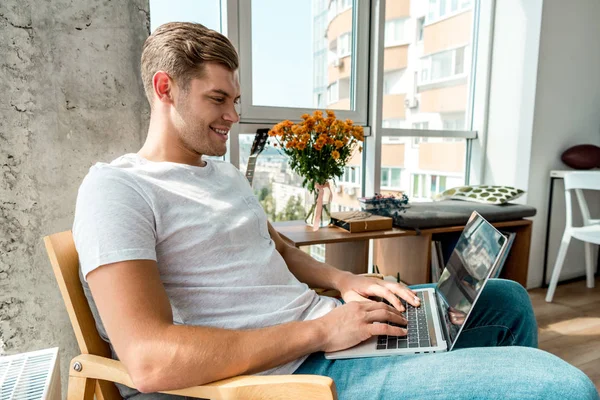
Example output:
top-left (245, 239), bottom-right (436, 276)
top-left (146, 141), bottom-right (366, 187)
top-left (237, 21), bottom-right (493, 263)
top-left (435, 212), bottom-right (507, 346)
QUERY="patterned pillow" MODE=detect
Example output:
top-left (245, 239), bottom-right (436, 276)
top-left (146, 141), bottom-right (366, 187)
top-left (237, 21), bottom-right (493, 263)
top-left (436, 185), bottom-right (525, 205)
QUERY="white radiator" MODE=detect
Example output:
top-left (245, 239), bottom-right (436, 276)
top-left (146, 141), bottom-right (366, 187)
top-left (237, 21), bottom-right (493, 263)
top-left (0, 347), bottom-right (61, 400)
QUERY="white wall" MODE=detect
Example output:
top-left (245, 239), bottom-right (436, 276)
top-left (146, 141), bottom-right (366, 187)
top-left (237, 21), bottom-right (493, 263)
top-left (527, 0), bottom-right (600, 287)
top-left (484, 0), bottom-right (543, 190)
top-left (485, 0), bottom-right (600, 288)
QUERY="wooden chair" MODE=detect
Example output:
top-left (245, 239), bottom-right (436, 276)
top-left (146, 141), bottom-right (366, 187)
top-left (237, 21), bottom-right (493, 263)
top-left (44, 230), bottom-right (337, 400)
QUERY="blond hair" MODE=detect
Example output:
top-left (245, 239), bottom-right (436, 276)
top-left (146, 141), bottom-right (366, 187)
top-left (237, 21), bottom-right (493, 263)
top-left (141, 22), bottom-right (239, 105)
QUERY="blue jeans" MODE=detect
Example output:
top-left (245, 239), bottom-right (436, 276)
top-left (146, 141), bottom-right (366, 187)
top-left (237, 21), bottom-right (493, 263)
top-left (294, 279), bottom-right (598, 399)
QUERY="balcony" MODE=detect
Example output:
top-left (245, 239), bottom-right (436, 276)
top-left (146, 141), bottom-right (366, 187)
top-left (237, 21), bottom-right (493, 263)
top-left (419, 83), bottom-right (467, 114)
top-left (386, 0), bottom-right (410, 18)
top-left (326, 7), bottom-right (352, 43)
top-left (418, 142), bottom-right (466, 173)
top-left (383, 44), bottom-right (409, 70)
top-left (382, 93), bottom-right (406, 120)
top-left (381, 143), bottom-right (406, 167)
top-left (423, 11), bottom-right (472, 56)
top-left (327, 54), bottom-right (352, 84)
top-left (326, 98), bottom-right (351, 110)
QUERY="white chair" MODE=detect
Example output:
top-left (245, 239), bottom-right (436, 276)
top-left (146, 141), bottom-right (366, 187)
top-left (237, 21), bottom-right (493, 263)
top-left (546, 171), bottom-right (600, 302)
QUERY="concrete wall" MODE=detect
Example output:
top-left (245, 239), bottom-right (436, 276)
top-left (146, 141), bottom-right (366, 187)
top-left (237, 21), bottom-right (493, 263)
top-left (0, 0), bottom-right (150, 390)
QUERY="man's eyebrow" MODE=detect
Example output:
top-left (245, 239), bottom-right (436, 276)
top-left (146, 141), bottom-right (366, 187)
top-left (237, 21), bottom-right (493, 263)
top-left (208, 89), bottom-right (241, 100)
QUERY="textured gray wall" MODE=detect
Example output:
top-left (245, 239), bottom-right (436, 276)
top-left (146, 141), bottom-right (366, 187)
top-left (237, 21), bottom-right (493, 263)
top-left (0, 0), bottom-right (150, 390)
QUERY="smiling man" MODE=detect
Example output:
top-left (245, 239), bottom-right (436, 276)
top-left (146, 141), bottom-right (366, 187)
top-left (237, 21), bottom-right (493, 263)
top-left (72, 22), bottom-right (598, 400)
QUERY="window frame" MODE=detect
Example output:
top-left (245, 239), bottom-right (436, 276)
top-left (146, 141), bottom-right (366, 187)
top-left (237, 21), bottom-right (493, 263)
top-left (236, 0), bottom-right (370, 125)
top-left (224, 0), bottom-right (492, 195)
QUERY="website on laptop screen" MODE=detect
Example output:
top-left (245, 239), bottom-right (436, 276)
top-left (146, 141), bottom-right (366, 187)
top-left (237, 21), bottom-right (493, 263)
top-left (435, 214), bottom-right (506, 344)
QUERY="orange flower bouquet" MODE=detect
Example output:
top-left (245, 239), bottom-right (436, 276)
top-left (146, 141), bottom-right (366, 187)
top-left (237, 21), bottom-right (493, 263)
top-left (269, 110), bottom-right (364, 229)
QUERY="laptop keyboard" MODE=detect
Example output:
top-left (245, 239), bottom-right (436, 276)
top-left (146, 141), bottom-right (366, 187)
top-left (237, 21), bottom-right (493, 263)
top-left (376, 292), bottom-right (431, 350)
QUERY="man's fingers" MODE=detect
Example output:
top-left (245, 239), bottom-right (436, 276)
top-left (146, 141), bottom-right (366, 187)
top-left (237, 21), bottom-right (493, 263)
top-left (368, 322), bottom-right (407, 337)
top-left (364, 284), bottom-right (405, 311)
top-left (385, 283), bottom-right (421, 308)
top-left (366, 308), bottom-right (407, 326)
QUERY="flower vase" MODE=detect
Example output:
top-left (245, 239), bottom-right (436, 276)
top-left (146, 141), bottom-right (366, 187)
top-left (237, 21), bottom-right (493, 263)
top-left (305, 186), bottom-right (332, 228)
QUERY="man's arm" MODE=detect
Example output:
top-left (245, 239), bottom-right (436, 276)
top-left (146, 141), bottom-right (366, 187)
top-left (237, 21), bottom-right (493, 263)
top-left (87, 259), bottom-right (406, 393)
top-left (267, 222), bottom-right (351, 291)
top-left (268, 222), bottom-right (421, 311)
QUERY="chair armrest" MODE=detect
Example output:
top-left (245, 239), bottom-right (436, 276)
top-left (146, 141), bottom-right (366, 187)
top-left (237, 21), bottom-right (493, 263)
top-left (69, 354), bottom-right (337, 400)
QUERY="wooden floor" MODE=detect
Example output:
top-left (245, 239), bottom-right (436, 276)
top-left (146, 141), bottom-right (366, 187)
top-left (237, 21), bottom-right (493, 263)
top-left (529, 276), bottom-right (600, 392)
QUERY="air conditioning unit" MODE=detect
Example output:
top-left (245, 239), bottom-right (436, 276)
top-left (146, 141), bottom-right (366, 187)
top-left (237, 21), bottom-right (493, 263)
top-left (334, 186), bottom-right (342, 193)
top-left (344, 187), bottom-right (355, 196)
top-left (404, 97), bottom-right (419, 109)
top-left (332, 58), bottom-right (344, 68)
top-left (0, 347), bottom-right (61, 399)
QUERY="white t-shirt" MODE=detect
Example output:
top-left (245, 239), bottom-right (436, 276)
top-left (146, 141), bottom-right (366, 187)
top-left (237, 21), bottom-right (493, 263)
top-left (73, 154), bottom-right (339, 378)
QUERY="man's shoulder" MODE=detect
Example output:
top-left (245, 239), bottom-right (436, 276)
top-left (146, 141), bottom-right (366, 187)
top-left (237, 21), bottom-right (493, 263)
top-left (79, 154), bottom-right (146, 195)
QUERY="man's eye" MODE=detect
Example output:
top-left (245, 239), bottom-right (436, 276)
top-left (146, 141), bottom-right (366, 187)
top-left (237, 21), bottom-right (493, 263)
top-left (212, 97), bottom-right (225, 103)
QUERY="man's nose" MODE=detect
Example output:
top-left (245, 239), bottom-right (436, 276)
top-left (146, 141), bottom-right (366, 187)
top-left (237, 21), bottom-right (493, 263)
top-left (224, 104), bottom-right (240, 123)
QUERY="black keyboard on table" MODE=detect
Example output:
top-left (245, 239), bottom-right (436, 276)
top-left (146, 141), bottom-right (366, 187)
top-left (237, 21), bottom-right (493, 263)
top-left (377, 291), bottom-right (431, 350)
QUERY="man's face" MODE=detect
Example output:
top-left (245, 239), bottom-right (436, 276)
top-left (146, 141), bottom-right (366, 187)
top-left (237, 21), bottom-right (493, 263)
top-left (171, 63), bottom-right (240, 159)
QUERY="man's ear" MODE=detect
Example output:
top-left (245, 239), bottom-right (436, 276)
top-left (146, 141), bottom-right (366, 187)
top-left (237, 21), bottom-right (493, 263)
top-left (152, 71), bottom-right (174, 104)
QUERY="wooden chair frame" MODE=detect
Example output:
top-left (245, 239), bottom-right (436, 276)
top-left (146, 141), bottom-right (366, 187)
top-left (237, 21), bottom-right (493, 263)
top-left (44, 230), bottom-right (337, 400)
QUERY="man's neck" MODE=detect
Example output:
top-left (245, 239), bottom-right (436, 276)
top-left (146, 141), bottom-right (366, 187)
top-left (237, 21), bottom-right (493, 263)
top-left (139, 117), bottom-right (206, 167)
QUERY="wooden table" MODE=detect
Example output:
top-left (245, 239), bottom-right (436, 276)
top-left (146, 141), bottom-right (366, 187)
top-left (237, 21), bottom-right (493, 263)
top-left (273, 219), bottom-right (533, 286)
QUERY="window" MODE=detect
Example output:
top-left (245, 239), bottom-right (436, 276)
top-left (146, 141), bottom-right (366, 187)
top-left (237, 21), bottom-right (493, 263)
top-left (431, 51), bottom-right (453, 81)
top-left (412, 136), bottom-right (429, 148)
top-left (455, 47), bottom-right (465, 74)
top-left (338, 32), bottom-right (351, 58)
top-left (327, 81), bottom-right (339, 104)
top-left (420, 47), bottom-right (468, 84)
top-left (149, 0), bottom-right (222, 32)
top-left (439, 0), bottom-right (448, 19)
top-left (381, 167), bottom-right (402, 189)
top-left (411, 174), bottom-right (452, 200)
top-left (384, 18), bottom-right (407, 46)
top-left (426, 0), bottom-right (473, 23)
top-left (430, 174), bottom-right (448, 195)
top-left (450, 0), bottom-right (459, 13)
top-left (341, 166), bottom-right (361, 185)
top-left (310, 244), bottom-right (326, 262)
top-left (239, 0), bottom-right (370, 123)
top-left (382, 119), bottom-right (404, 128)
top-left (416, 17), bottom-right (425, 42)
top-left (339, 0), bottom-right (352, 11)
top-left (383, 70), bottom-right (404, 95)
top-left (428, 0), bottom-right (436, 22)
top-left (442, 114), bottom-right (465, 130)
top-left (203, 0), bottom-right (485, 223)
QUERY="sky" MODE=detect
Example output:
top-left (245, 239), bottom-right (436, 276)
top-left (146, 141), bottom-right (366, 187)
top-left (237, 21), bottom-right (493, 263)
top-left (149, 0), bottom-right (314, 108)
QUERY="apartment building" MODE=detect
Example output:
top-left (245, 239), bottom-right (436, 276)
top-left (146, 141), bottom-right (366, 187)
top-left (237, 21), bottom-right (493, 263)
top-left (322, 0), bottom-right (472, 209)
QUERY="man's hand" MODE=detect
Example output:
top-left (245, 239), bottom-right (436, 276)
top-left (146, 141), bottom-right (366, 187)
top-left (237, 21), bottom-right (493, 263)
top-left (335, 272), bottom-right (420, 311)
top-left (316, 301), bottom-right (407, 353)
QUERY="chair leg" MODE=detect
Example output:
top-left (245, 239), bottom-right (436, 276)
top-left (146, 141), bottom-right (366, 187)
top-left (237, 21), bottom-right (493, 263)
top-left (68, 376), bottom-right (96, 400)
top-left (546, 232), bottom-right (572, 302)
top-left (584, 242), bottom-right (596, 289)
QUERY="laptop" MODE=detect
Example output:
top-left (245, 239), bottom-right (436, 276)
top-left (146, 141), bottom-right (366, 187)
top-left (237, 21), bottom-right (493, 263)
top-left (325, 211), bottom-right (511, 359)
